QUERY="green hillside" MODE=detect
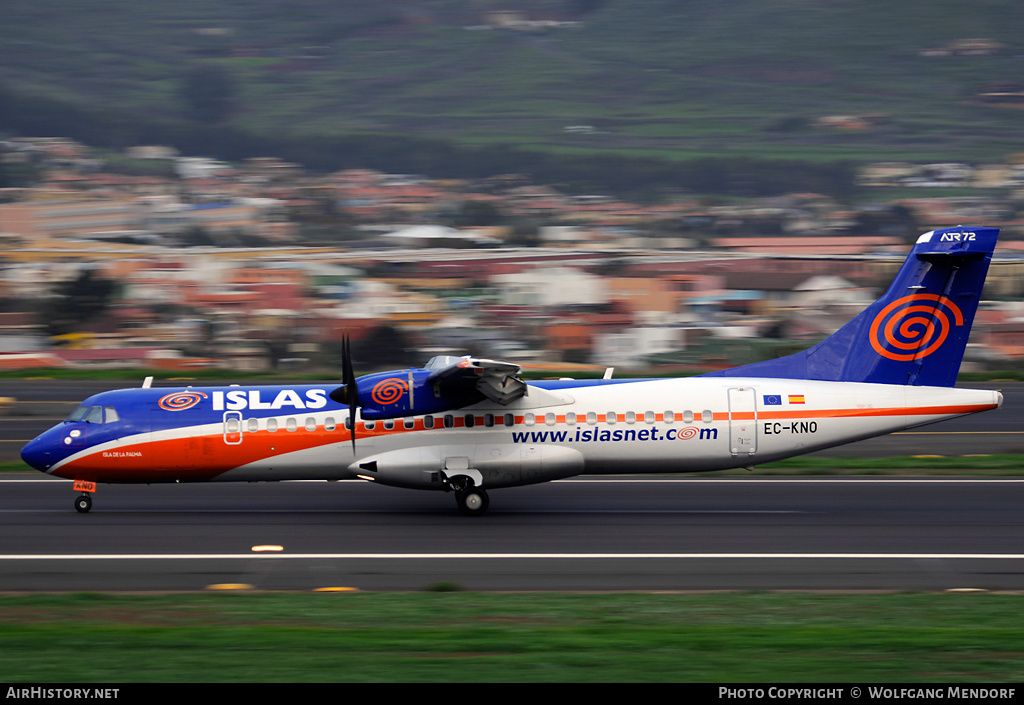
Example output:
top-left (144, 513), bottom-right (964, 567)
top-left (2, 0), bottom-right (1022, 170)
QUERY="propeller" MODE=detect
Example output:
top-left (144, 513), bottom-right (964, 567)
top-left (330, 333), bottom-right (360, 450)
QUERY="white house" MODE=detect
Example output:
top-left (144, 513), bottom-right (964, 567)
top-left (491, 267), bottom-right (607, 307)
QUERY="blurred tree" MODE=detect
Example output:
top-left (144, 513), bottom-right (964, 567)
top-left (852, 204), bottom-right (920, 241)
top-left (178, 226), bottom-right (217, 247)
top-left (180, 65), bottom-right (237, 124)
top-left (451, 200), bottom-right (503, 227)
top-left (42, 270), bottom-right (118, 339)
top-left (354, 325), bottom-right (416, 369)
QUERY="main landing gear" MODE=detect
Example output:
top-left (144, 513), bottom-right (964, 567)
top-left (455, 486), bottom-right (489, 516)
top-left (443, 474), bottom-right (490, 516)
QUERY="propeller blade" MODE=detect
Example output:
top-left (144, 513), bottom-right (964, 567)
top-left (342, 334), bottom-right (358, 451)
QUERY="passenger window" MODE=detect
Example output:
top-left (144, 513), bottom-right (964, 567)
top-left (267, 418), bottom-right (278, 432)
top-left (444, 415), bottom-right (454, 428)
top-left (325, 417), bottom-right (336, 432)
top-left (606, 411), bottom-right (616, 424)
top-left (587, 411), bottom-right (597, 425)
top-left (305, 417), bottom-right (317, 432)
top-left (504, 413), bottom-right (514, 426)
top-left (404, 418), bottom-right (415, 430)
top-left (524, 413), bottom-right (535, 426)
top-left (565, 412), bottom-right (576, 425)
top-left (702, 409), bottom-right (713, 423)
top-left (484, 414), bottom-right (494, 427)
top-left (545, 412), bottom-right (556, 426)
top-left (625, 411), bottom-right (636, 424)
top-left (644, 411), bottom-right (655, 424)
top-left (464, 415), bottom-right (475, 428)
top-left (286, 418), bottom-right (297, 432)
top-left (683, 410), bottom-right (694, 423)
top-left (663, 410), bottom-right (674, 423)
top-left (247, 418), bottom-right (259, 433)
top-left (424, 415), bottom-right (435, 429)
top-left (383, 419), bottom-right (395, 430)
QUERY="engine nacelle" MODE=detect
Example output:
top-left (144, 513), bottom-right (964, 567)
top-left (335, 369), bottom-right (484, 420)
top-left (332, 356), bottom-right (528, 421)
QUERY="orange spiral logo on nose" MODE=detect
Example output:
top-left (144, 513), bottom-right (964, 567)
top-left (869, 294), bottom-right (964, 361)
top-left (371, 378), bottom-right (408, 405)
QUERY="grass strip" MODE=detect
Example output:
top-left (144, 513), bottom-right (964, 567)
top-left (0, 592), bottom-right (1021, 682)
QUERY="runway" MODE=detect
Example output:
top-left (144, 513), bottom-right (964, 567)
top-left (2, 475), bottom-right (1022, 592)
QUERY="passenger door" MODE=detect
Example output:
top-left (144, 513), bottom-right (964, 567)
top-left (728, 387), bottom-right (757, 458)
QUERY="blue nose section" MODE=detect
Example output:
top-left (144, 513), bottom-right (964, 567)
top-left (21, 434), bottom-right (54, 472)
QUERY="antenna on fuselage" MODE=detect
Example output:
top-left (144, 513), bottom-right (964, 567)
top-left (142, 376), bottom-right (153, 389)
top-left (603, 367), bottom-right (614, 380)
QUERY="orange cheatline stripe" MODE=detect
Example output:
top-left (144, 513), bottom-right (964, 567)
top-left (52, 401), bottom-right (998, 480)
top-left (757, 403), bottom-right (997, 420)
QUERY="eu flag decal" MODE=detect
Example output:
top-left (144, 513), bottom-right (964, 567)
top-left (762, 394), bottom-right (782, 406)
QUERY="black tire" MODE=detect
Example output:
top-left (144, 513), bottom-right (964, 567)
top-left (457, 487), bottom-right (489, 516)
top-left (74, 495), bottom-right (92, 513)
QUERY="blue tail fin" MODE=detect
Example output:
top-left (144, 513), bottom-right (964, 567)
top-left (703, 227), bottom-right (999, 386)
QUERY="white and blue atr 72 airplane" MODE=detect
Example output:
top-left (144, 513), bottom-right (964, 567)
top-left (22, 226), bottom-right (1004, 515)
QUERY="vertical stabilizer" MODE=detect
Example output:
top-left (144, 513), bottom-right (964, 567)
top-left (704, 227), bottom-right (999, 387)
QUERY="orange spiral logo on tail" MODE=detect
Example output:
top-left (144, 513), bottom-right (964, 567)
top-left (869, 294), bottom-right (964, 361)
top-left (371, 378), bottom-right (408, 405)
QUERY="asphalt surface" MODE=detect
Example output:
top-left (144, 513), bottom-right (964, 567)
top-left (2, 475), bottom-right (1022, 591)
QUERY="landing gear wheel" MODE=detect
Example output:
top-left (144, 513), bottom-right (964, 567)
top-left (74, 495), bottom-right (92, 514)
top-left (456, 487), bottom-right (489, 516)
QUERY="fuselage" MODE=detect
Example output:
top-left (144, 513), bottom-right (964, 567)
top-left (20, 378), bottom-right (1002, 490)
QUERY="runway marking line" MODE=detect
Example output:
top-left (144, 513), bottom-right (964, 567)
top-left (1, 553), bottom-right (1023, 560)
top-left (6, 476), bottom-right (1024, 484)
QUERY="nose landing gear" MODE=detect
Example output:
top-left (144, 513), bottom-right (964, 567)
top-left (74, 494), bottom-right (92, 513)
top-left (73, 479), bottom-right (95, 513)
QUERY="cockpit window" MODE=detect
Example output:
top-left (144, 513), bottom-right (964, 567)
top-left (66, 405), bottom-right (90, 422)
top-left (65, 405), bottom-right (118, 424)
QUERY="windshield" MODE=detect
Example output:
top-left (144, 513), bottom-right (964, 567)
top-left (65, 405), bottom-right (119, 423)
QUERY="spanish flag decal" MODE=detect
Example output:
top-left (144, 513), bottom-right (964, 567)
top-left (788, 394), bottom-right (806, 404)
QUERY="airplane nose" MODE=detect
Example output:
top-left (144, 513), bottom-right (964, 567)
top-left (20, 435), bottom-right (53, 472)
